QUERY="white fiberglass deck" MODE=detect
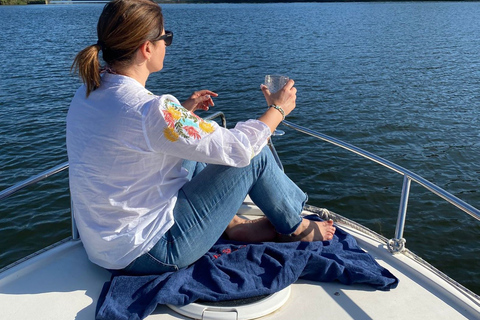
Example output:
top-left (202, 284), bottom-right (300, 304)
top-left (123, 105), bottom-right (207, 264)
top-left (1, 205), bottom-right (479, 320)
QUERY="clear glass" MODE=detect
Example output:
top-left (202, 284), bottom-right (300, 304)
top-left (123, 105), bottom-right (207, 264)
top-left (264, 75), bottom-right (289, 136)
top-left (264, 75), bottom-right (289, 94)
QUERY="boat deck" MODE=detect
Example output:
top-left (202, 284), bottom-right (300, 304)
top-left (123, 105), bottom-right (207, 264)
top-left (1, 204), bottom-right (479, 320)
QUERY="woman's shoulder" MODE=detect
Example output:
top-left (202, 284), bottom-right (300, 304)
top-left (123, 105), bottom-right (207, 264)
top-left (71, 84), bottom-right (87, 101)
top-left (152, 94), bottom-right (181, 108)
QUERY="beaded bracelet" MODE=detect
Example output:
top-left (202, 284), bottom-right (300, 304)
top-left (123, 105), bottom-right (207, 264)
top-left (269, 104), bottom-right (285, 120)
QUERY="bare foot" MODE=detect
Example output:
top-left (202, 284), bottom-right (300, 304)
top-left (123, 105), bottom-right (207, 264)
top-left (225, 216), bottom-right (277, 243)
top-left (278, 218), bottom-right (336, 242)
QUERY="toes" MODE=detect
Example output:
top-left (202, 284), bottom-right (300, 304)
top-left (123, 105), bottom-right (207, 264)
top-left (323, 220), bottom-right (336, 240)
top-left (324, 232), bottom-right (335, 241)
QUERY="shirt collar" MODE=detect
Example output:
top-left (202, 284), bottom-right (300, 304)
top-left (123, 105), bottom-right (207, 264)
top-left (102, 72), bottom-right (146, 90)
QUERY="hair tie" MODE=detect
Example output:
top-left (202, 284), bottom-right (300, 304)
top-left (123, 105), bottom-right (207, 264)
top-left (96, 40), bottom-right (105, 50)
top-left (99, 66), bottom-right (117, 75)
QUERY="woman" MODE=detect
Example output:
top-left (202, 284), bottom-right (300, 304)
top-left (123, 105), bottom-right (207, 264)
top-left (67, 0), bottom-right (335, 275)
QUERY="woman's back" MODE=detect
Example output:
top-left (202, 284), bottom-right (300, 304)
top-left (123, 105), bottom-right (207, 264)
top-left (67, 73), bottom-right (182, 270)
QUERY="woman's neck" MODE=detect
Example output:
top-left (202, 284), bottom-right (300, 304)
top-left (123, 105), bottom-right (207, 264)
top-left (114, 67), bottom-right (148, 87)
top-left (111, 57), bottom-right (150, 87)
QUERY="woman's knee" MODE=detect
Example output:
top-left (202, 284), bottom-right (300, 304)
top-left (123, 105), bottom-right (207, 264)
top-left (251, 146), bottom-right (273, 164)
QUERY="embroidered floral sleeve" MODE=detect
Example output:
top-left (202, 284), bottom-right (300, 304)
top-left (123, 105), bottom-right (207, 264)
top-left (143, 94), bottom-right (270, 167)
top-left (162, 99), bottom-right (216, 142)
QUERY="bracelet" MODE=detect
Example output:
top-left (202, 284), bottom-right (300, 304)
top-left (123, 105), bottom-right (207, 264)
top-left (269, 104), bottom-right (285, 120)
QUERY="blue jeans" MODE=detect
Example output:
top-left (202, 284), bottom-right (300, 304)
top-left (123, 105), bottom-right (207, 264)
top-left (122, 147), bottom-right (307, 275)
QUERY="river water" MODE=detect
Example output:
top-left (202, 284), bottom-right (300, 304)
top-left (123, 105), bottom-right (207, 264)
top-left (0, 2), bottom-right (479, 294)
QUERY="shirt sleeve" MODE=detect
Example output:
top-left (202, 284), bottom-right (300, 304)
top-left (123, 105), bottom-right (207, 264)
top-left (142, 95), bottom-right (271, 167)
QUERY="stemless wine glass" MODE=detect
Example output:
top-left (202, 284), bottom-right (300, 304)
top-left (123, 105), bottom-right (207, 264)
top-left (264, 75), bottom-right (289, 136)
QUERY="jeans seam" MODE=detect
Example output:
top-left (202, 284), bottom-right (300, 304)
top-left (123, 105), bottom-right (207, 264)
top-left (146, 252), bottom-right (179, 271)
top-left (286, 192), bottom-right (308, 235)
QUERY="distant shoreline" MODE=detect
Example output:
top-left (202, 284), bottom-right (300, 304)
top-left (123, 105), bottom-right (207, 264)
top-left (1, 0), bottom-right (475, 6)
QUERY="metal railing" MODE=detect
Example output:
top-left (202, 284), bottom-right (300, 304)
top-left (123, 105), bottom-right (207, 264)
top-left (282, 120), bottom-right (480, 252)
top-left (0, 112), bottom-right (229, 241)
top-left (1, 116), bottom-right (478, 254)
top-left (0, 162), bottom-right (69, 201)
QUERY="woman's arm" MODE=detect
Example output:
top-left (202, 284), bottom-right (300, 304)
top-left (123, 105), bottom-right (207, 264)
top-left (143, 95), bottom-right (270, 167)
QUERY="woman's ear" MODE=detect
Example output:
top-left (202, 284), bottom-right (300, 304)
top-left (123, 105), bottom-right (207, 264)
top-left (138, 41), bottom-right (152, 61)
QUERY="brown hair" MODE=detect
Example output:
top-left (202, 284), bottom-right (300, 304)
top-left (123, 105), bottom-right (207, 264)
top-left (72, 0), bottom-right (164, 97)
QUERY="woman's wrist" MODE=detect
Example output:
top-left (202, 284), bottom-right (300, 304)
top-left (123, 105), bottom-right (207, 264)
top-left (269, 104), bottom-right (285, 120)
top-left (258, 106), bottom-right (284, 133)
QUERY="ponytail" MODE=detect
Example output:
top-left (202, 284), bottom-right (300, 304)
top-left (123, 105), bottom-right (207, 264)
top-left (71, 0), bottom-right (164, 98)
top-left (71, 44), bottom-right (102, 97)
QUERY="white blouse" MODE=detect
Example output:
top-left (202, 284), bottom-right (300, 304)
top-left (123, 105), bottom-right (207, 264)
top-left (67, 73), bottom-right (271, 269)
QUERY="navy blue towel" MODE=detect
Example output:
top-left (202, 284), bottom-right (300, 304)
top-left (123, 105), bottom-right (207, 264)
top-left (96, 216), bottom-right (398, 320)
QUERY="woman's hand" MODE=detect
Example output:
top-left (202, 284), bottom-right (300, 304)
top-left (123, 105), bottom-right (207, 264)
top-left (182, 90), bottom-right (218, 113)
top-left (260, 79), bottom-right (297, 117)
top-left (258, 79), bottom-right (297, 133)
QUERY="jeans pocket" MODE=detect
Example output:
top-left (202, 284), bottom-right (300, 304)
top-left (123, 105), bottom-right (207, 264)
top-left (122, 252), bottom-right (179, 276)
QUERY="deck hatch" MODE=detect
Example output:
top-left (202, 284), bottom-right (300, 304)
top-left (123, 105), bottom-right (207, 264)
top-left (167, 286), bottom-right (291, 320)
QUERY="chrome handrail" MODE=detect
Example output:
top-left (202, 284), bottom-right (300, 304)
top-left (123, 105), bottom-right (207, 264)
top-left (282, 120), bottom-right (480, 252)
top-left (1, 115), bottom-right (478, 254)
top-left (208, 111), bottom-right (227, 128)
top-left (0, 112), bottom-right (229, 240)
top-left (0, 162), bottom-right (69, 201)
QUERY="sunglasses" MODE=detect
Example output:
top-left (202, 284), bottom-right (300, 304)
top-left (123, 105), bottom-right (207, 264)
top-left (154, 30), bottom-right (173, 47)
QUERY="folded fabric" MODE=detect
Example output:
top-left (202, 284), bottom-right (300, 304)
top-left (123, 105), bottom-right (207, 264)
top-left (96, 215), bottom-right (398, 320)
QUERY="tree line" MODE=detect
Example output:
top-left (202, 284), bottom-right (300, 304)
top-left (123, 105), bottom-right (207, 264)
top-left (1, 0), bottom-right (457, 6)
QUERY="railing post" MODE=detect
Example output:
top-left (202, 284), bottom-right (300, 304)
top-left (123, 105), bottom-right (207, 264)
top-left (267, 139), bottom-right (284, 172)
top-left (71, 200), bottom-right (80, 240)
top-left (388, 175), bottom-right (411, 253)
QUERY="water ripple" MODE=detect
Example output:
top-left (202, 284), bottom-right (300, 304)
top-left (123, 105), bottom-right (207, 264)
top-left (0, 2), bottom-right (479, 293)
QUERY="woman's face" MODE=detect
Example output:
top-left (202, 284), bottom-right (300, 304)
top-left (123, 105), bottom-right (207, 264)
top-left (148, 36), bottom-right (166, 73)
top-left (148, 29), bottom-right (173, 73)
